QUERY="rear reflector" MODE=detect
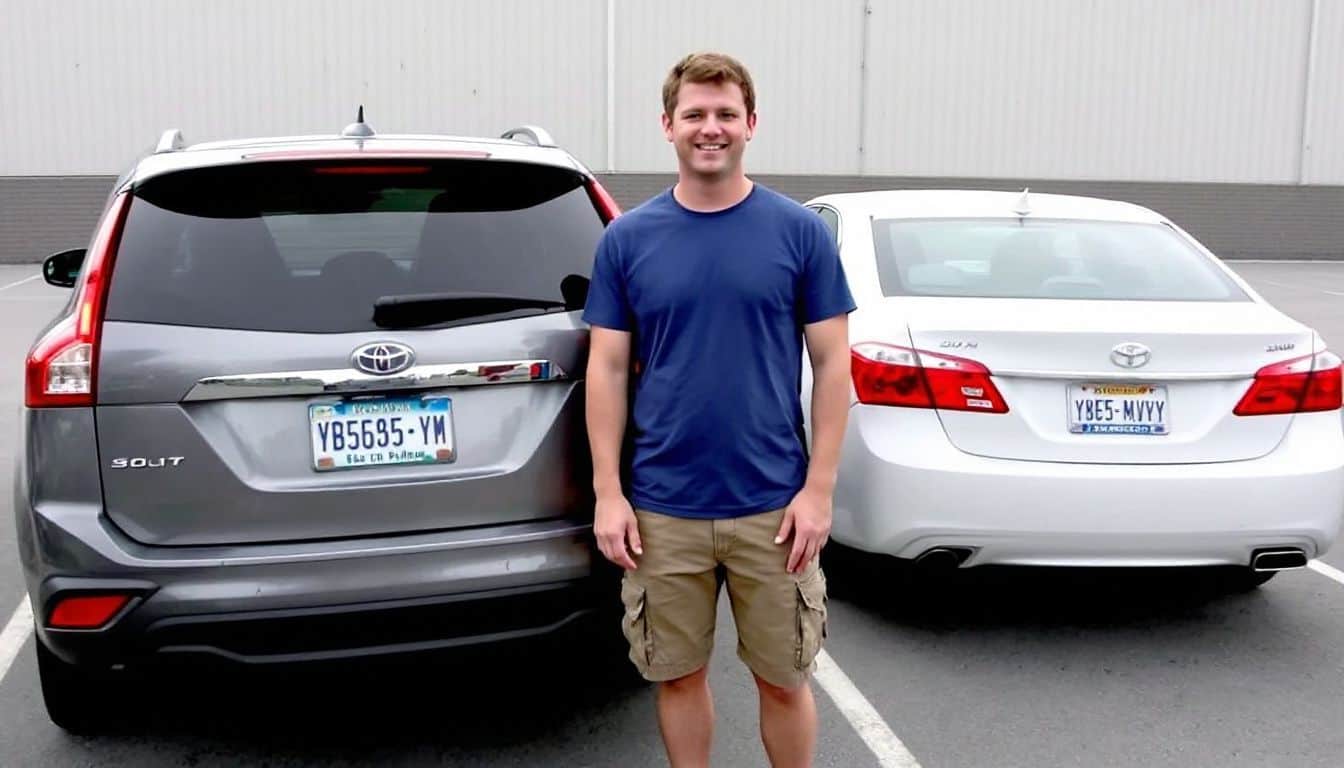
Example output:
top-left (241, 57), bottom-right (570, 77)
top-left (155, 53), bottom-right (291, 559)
top-left (1234, 350), bottom-right (1343, 416)
top-left (851, 342), bottom-right (1009, 413)
top-left (48, 595), bottom-right (132, 629)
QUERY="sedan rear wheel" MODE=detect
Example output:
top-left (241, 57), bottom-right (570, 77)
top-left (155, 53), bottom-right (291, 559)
top-left (1220, 568), bottom-right (1278, 593)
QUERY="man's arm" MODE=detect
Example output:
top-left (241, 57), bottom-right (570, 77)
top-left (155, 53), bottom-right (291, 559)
top-left (777, 313), bottom-right (851, 573)
top-left (587, 326), bottom-right (642, 570)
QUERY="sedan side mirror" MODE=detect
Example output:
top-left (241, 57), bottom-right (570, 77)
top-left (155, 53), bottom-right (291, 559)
top-left (43, 249), bottom-right (86, 288)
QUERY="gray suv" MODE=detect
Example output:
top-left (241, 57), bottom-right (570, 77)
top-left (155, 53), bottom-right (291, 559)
top-left (16, 116), bottom-right (622, 731)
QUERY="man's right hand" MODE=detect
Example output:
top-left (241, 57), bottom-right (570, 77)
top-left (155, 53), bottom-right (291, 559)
top-left (594, 494), bottom-right (643, 571)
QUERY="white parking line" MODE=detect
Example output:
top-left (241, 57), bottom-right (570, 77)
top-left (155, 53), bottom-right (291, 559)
top-left (1308, 559), bottom-right (1344, 586)
top-left (814, 649), bottom-right (922, 767)
top-left (0, 273), bottom-right (41, 292)
top-left (1247, 278), bottom-right (1344, 297)
top-left (0, 597), bottom-right (34, 684)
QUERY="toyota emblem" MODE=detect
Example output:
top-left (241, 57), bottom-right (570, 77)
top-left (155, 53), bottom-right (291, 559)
top-left (1110, 342), bottom-right (1151, 369)
top-left (351, 342), bottom-right (415, 375)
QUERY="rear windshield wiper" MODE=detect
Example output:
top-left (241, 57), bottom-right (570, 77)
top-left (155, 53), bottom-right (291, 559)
top-left (372, 292), bottom-right (570, 328)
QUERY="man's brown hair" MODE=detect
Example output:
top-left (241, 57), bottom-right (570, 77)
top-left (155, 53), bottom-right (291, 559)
top-left (661, 52), bottom-right (756, 118)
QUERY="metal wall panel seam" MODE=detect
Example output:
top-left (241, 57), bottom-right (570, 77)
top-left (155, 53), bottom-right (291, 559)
top-left (607, 0), bottom-right (616, 172)
top-left (1299, 0), bottom-right (1322, 183)
top-left (858, 0), bottom-right (871, 175)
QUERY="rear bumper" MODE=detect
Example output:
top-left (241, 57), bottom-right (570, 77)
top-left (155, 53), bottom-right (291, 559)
top-left (832, 406), bottom-right (1344, 567)
top-left (18, 502), bottom-right (607, 667)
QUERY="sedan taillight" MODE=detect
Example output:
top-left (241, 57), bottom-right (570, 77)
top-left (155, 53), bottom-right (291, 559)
top-left (1234, 350), bottom-right (1342, 416)
top-left (851, 342), bottom-right (1009, 413)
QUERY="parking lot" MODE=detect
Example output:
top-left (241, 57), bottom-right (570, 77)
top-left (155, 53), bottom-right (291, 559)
top-left (2, 261), bottom-right (1343, 767)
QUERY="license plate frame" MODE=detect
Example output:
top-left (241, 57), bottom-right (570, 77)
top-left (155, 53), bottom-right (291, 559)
top-left (309, 395), bottom-right (456, 471)
top-left (1067, 383), bottom-right (1169, 436)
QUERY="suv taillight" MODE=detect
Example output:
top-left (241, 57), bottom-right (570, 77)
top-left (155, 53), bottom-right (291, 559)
top-left (1234, 350), bottom-right (1342, 416)
top-left (24, 192), bottom-right (131, 408)
top-left (586, 179), bottom-right (622, 223)
top-left (851, 342), bottom-right (1009, 413)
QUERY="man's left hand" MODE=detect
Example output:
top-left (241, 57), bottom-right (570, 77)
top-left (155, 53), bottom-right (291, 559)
top-left (775, 486), bottom-right (833, 574)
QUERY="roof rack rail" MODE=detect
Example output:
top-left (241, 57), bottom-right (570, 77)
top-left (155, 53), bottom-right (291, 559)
top-left (501, 125), bottom-right (556, 148)
top-left (155, 129), bottom-right (186, 153)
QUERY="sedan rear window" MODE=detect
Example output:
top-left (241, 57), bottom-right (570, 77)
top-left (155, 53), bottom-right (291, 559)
top-left (871, 218), bottom-right (1249, 301)
top-left (105, 160), bottom-right (605, 332)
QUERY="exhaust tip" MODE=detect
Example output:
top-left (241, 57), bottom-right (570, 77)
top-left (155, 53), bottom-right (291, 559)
top-left (1251, 548), bottom-right (1308, 572)
top-left (915, 547), bottom-right (973, 569)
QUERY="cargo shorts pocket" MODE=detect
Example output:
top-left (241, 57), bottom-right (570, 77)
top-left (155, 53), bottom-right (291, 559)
top-left (620, 577), bottom-right (652, 667)
top-left (794, 569), bottom-right (828, 671)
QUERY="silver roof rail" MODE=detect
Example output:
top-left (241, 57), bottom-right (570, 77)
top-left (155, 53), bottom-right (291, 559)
top-left (501, 125), bottom-right (556, 147)
top-left (155, 129), bottom-right (186, 153)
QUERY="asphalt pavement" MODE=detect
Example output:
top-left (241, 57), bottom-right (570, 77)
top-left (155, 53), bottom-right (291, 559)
top-left (1, 262), bottom-right (1343, 767)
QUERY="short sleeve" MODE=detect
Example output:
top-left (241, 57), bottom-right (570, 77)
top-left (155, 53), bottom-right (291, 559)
top-left (582, 227), bottom-right (634, 331)
top-left (801, 217), bottom-right (857, 324)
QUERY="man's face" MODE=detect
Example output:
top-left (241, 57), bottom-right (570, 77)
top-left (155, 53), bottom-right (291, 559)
top-left (662, 80), bottom-right (756, 181)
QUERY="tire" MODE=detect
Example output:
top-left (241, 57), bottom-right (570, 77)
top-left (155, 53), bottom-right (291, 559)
top-left (578, 606), bottom-right (647, 690)
top-left (35, 639), bottom-right (115, 734)
top-left (821, 542), bottom-right (910, 602)
top-left (1221, 568), bottom-right (1278, 593)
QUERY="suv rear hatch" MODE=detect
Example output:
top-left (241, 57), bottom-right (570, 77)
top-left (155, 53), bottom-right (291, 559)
top-left (96, 157), bottom-right (607, 545)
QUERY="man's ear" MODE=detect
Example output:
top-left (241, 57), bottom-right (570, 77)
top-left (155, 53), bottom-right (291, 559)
top-left (661, 112), bottom-right (674, 142)
top-left (746, 112), bottom-right (758, 141)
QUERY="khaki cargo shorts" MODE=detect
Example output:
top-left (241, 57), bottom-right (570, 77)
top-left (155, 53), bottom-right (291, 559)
top-left (618, 507), bottom-right (828, 689)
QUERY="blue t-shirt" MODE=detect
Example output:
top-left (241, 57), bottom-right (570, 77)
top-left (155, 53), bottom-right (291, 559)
top-left (582, 184), bottom-right (856, 519)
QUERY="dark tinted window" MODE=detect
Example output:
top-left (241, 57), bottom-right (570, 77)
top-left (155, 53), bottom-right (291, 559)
top-left (872, 218), bottom-right (1248, 301)
top-left (105, 160), bottom-right (605, 332)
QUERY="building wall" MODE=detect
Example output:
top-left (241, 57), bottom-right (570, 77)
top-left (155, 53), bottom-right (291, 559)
top-left (4, 0), bottom-right (1342, 181)
top-left (2, 0), bottom-right (1341, 262)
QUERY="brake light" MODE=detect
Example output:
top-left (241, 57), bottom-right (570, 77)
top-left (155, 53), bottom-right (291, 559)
top-left (1234, 351), bottom-right (1342, 416)
top-left (310, 164), bottom-right (431, 175)
top-left (586, 178), bottom-right (622, 223)
top-left (851, 342), bottom-right (1009, 413)
top-left (242, 149), bottom-right (491, 160)
top-left (24, 192), bottom-right (131, 408)
top-left (47, 594), bottom-right (132, 629)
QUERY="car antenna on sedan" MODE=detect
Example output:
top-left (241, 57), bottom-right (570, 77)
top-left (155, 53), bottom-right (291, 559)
top-left (1013, 187), bottom-right (1031, 217)
top-left (341, 105), bottom-right (375, 138)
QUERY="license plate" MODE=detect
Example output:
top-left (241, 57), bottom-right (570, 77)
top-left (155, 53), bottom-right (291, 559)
top-left (309, 396), bottom-right (455, 471)
top-left (1067, 383), bottom-right (1168, 435)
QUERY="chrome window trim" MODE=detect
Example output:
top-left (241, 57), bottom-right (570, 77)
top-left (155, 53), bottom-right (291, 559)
top-left (182, 359), bottom-right (570, 402)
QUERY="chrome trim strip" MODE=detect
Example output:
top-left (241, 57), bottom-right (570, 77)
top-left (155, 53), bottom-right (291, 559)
top-left (993, 368), bottom-right (1249, 382)
top-left (183, 359), bottom-right (570, 402)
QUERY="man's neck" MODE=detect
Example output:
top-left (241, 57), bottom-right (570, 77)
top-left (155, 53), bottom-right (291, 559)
top-left (672, 174), bottom-right (754, 213)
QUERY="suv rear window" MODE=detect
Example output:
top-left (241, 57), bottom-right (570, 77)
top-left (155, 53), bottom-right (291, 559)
top-left (105, 160), bottom-right (605, 332)
top-left (872, 218), bottom-right (1249, 302)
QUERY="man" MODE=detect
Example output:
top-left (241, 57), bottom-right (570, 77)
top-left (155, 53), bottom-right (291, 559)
top-left (583, 51), bottom-right (855, 768)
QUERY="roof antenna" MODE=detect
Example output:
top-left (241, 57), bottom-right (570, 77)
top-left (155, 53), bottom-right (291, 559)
top-left (1013, 187), bottom-right (1031, 217)
top-left (341, 104), bottom-right (375, 138)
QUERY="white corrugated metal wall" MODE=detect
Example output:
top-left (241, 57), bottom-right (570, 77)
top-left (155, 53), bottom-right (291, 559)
top-left (2, 0), bottom-right (1341, 183)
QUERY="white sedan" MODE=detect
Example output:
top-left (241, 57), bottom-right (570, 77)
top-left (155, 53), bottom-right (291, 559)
top-left (803, 189), bottom-right (1344, 588)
